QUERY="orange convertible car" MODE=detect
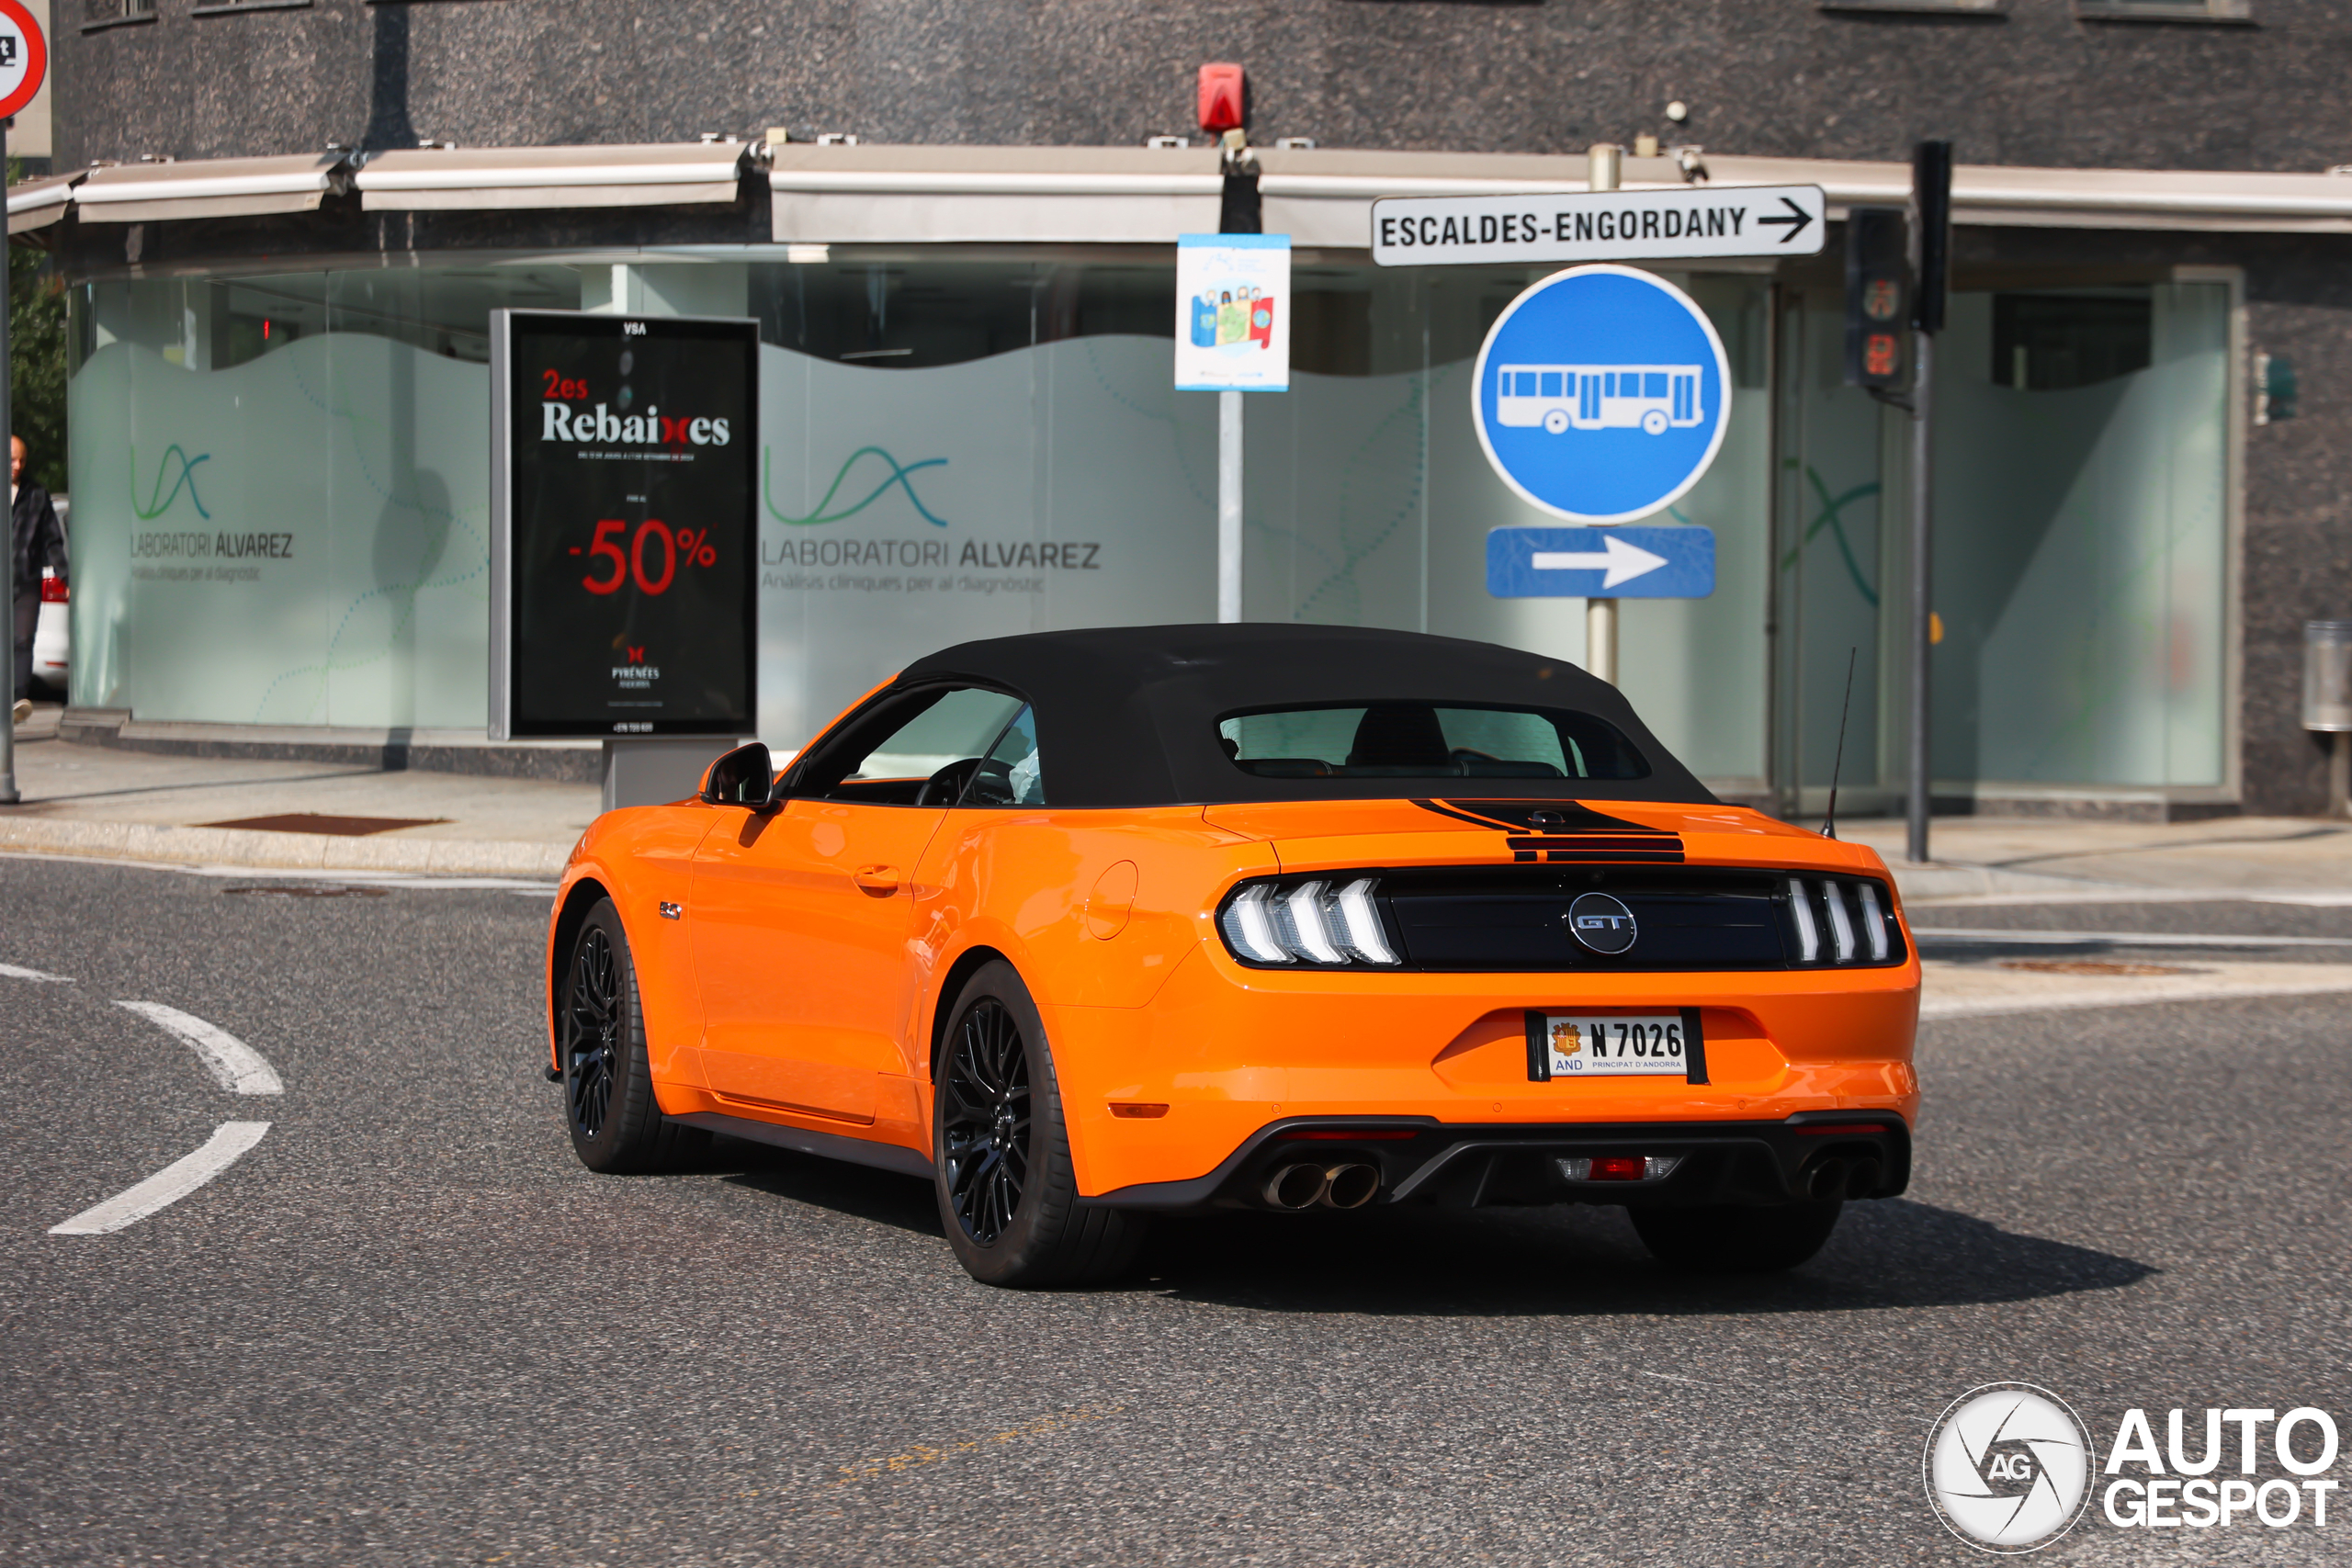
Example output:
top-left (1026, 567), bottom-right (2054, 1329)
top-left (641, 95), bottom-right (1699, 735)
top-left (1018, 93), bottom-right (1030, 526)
top-left (546, 625), bottom-right (1920, 1285)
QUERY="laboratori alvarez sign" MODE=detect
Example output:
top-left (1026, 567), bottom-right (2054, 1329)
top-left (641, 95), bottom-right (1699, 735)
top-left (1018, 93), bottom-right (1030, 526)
top-left (1923, 1384), bottom-right (2344, 1552)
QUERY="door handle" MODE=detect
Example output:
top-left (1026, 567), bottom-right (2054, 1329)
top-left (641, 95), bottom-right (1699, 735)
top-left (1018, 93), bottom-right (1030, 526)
top-left (854, 864), bottom-right (902, 895)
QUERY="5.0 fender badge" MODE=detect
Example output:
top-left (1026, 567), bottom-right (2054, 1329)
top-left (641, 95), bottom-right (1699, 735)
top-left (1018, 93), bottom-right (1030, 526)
top-left (1567, 892), bottom-right (1637, 955)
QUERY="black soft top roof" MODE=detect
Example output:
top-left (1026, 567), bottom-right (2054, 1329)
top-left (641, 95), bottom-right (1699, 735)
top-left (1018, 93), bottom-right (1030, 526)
top-left (869, 624), bottom-right (1715, 809)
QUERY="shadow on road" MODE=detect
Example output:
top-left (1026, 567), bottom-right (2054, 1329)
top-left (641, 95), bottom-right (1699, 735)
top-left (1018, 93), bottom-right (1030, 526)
top-left (693, 1134), bottom-right (2154, 1315)
top-left (710, 1138), bottom-right (945, 1238)
top-left (1139, 1197), bottom-right (2154, 1317)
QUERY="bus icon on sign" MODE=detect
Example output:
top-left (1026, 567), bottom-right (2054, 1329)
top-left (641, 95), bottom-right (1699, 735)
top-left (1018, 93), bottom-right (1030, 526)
top-left (1496, 363), bottom-right (1705, 436)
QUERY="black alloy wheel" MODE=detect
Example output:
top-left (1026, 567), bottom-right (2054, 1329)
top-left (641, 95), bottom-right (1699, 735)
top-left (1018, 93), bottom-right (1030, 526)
top-left (554, 897), bottom-right (707, 1174)
top-left (562, 924), bottom-right (621, 1143)
top-left (940, 997), bottom-right (1032, 1245)
top-left (928, 959), bottom-right (1147, 1286)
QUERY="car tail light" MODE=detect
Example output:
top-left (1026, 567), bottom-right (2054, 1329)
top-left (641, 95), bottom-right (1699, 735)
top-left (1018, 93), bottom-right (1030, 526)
top-left (1784, 877), bottom-right (1899, 965)
top-left (39, 573), bottom-right (66, 604)
top-left (1218, 876), bottom-right (1402, 968)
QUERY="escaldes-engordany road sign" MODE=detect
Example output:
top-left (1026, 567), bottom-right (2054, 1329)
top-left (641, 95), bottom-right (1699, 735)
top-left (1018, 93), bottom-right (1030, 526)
top-left (1373, 184), bottom-right (1826, 267)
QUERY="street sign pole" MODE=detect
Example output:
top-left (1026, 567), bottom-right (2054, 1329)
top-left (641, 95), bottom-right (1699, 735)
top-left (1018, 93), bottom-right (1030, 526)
top-left (1175, 231), bottom-right (1291, 624)
top-left (1584, 142), bottom-right (1623, 686)
top-left (0, 0), bottom-right (48, 804)
top-left (1905, 331), bottom-right (1932, 864)
top-left (0, 113), bottom-right (16, 805)
top-left (1905, 141), bottom-right (1951, 866)
top-left (1217, 389), bottom-right (1241, 622)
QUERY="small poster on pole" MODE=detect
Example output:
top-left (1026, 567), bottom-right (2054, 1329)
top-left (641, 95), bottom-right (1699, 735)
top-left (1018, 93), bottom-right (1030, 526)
top-left (1174, 234), bottom-right (1291, 392)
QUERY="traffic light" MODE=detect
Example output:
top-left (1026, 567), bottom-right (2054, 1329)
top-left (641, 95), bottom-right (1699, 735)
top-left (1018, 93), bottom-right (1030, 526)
top-left (1845, 206), bottom-right (1911, 392)
top-left (1913, 140), bottom-right (1952, 334)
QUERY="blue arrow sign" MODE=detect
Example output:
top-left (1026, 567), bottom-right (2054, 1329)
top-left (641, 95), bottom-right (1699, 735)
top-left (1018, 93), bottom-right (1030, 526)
top-left (1487, 526), bottom-right (1715, 599)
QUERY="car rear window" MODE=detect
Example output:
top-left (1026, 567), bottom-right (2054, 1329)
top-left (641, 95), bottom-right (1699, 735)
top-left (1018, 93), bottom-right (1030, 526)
top-left (1217, 703), bottom-right (1650, 781)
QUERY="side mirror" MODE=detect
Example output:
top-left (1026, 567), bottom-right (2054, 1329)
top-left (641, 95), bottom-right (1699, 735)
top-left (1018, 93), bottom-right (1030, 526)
top-left (699, 741), bottom-right (774, 808)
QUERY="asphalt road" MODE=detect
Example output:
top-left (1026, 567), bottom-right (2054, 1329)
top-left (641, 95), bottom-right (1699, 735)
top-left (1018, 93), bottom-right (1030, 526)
top-left (5, 854), bottom-right (2351, 1566)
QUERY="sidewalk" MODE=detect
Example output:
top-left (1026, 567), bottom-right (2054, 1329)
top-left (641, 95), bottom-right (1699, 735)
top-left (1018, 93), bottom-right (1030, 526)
top-left (0, 705), bottom-right (596, 877)
top-left (6, 701), bottom-right (2352, 898)
top-left (1842, 814), bottom-right (2352, 904)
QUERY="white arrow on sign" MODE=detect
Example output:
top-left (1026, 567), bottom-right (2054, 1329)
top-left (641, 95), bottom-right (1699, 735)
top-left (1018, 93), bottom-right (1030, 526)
top-left (1529, 534), bottom-right (1670, 589)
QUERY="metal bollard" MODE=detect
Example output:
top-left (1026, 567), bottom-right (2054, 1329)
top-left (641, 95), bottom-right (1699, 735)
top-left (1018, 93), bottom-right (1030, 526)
top-left (2301, 621), bottom-right (2352, 819)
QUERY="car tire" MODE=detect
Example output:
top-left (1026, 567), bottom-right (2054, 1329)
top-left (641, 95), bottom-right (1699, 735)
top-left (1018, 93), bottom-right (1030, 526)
top-left (933, 959), bottom-right (1147, 1288)
top-left (1629, 1200), bottom-right (1842, 1272)
top-left (558, 897), bottom-right (710, 1174)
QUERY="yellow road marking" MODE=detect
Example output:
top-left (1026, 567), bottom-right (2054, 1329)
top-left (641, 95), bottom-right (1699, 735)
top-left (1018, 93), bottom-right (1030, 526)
top-left (830, 1403), bottom-right (1125, 1487)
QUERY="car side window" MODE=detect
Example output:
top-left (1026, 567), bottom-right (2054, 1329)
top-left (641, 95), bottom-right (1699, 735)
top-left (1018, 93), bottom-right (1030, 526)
top-left (797, 685), bottom-right (1026, 806)
top-left (963, 705), bottom-right (1045, 807)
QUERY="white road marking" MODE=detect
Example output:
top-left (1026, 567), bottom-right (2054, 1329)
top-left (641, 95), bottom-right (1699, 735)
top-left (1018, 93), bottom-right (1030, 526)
top-left (0, 962), bottom-right (74, 981)
top-left (115, 1001), bottom-right (285, 1095)
top-left (1909, 886), bottom-right (2352, 909)
top-left (1920, 959), bottom-right (2352, 1021)
top-left (1915, 927), bottom-right (2352, 949)
top-left (48, 1122), bottom-right (272, 1235)
top-left (0, 848), bottom-right (557, 891)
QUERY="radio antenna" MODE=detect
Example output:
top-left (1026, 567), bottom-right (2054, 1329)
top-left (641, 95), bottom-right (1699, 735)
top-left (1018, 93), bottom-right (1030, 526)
top-left (1823, 648), bottom-right (1857, 840)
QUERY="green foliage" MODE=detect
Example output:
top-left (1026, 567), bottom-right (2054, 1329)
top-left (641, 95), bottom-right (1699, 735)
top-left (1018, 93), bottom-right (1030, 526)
top-left (7, 156), bottom-right (67, 496)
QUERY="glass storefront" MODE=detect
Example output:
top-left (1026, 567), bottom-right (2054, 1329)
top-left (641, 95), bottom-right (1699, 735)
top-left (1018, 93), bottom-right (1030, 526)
top-left (63, 252), bottom-right (2233, 798)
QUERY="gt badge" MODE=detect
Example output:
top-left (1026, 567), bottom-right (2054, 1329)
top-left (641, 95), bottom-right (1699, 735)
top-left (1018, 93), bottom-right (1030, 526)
top-left (658, 901), bottom-right (683, 920)
top-left (1567, 892), bottom-right (1637, 955)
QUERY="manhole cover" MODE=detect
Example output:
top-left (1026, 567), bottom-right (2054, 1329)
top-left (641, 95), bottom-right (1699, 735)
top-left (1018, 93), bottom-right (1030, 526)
top-left (198, 813), bottom-right (448, 837)
top-left (1998, 958), bottom-right (2189, 977)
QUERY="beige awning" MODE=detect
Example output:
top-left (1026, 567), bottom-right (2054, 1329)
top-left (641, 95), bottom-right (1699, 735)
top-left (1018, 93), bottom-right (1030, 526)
top-left (770, 143), bottom-right (1224, 243)
top-left (1256, 146), bottom-right (2352, 246)
top-left (7, 169), bottom-right (86, 235)
top-left (356, 143), bottom-right (752, 211)
top-left (74, 154), bottom-right (347, 224)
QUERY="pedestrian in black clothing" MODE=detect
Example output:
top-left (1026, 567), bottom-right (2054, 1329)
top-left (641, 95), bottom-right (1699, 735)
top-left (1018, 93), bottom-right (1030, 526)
top-left (12, 434), bottom-right (67, 722)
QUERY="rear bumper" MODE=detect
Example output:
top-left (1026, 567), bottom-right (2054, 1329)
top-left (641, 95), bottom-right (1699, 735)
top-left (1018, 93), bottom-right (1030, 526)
top-left (1046, 942), bottom-right (1921, 1198)
top-left (1082, 1110), bottom-right (1911, 1215)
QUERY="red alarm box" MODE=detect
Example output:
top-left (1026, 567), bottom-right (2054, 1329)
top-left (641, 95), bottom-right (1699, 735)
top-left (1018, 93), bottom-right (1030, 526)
top-left (1197, 63), bottom-right (1245, 135)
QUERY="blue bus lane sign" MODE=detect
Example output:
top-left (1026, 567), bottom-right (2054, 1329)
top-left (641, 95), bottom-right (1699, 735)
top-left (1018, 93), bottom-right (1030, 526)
top-left (1473, 264), bottom-right (1733, 525)
top-left (1487, 526), bottom-right (1715, 600)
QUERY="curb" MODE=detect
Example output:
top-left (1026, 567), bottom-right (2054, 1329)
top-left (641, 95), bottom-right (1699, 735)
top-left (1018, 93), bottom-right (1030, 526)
top-left (1886, 863), bottom-right (2123, 903)
top-left (0, 817), bottom-right (571, 877)
top-left (55, 709), bottom-right (602, 784)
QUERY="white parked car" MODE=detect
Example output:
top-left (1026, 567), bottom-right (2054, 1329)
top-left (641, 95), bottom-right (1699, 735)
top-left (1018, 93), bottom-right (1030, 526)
top-left (31, 566), bottom-right (66, 697)
top-left (29, 495), bottom-right (67, 699)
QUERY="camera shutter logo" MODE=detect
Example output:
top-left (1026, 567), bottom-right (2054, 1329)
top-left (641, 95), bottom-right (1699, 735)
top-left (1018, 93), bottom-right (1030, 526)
top-left (1923, 1383), bottom-right (2092, 1552)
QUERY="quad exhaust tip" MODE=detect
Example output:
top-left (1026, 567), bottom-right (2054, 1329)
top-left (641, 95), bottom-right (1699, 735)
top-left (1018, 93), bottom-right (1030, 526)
top-left (1263, 1162), bottom-right (1382, 1211)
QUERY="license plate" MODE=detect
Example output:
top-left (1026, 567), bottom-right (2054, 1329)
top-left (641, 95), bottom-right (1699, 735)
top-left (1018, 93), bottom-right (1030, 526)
top-left (1537, 1013), bottom-right (1690, 1078)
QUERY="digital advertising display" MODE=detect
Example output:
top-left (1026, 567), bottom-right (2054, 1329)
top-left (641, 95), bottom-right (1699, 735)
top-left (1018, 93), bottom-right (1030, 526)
top-left (490, 310), bottom-right (758, 739)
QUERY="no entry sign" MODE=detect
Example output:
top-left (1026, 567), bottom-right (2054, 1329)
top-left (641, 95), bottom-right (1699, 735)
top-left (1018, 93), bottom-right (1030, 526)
top-left (0, 0), bottom-right (46, 125)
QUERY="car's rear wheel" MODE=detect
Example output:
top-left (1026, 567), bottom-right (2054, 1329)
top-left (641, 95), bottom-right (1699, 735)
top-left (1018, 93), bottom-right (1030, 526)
top-left (1630, 1200), bottom-right (1842, 1272)
top-left (559, 897), bottom-right (708, 1174)
top-left (933, 960), bottom-right (1146, 1287)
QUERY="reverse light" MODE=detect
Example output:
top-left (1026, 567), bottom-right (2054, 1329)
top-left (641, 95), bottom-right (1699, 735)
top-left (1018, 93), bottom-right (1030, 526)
top-left (1218, 875), bottom-right (1403, 968)
top-left (1559, 1156), bottom-right (1681, 1182)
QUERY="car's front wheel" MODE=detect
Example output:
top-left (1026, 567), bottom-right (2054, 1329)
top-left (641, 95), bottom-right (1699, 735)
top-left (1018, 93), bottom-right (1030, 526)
top-left (558, 897), bottom-right (708, 1174)
top-left (933, 960), bottom-right (1146, 1287)
top-left (1629, 1200), bottom-right (1842, 1272)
